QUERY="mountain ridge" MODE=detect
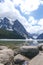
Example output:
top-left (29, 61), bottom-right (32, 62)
top-left (0, 17), bottom-right (33, 39)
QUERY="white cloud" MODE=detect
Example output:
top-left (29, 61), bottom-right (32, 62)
top-left (11, 0), bottom-right (43, 15)
top-left (0, 3), bottom-right (9, 13)
top-left (0, 0), bottom-right (31, 32)
top-left (29, 26), bottom-right (40, 33)
top-left (27, 16), bottom-right (43, 33)
top-left (0, 0), bottom-right (43, 34)
top-left (0, 0), bottom-right (42, 15)
top-left (0, 0), bottom-right (14, 13)
top-left (13, 0), bottom-right (22, 6)
top-left (26, 25), bottom-right (43, 34)
top-left (40, 0), bottom-right (43, 5)
top-left (38, 19), bottom-right (43, 25)
top-left (28, 16), bottom-right (37, 25)
top-left (19, 0), bottom-right (40, 14)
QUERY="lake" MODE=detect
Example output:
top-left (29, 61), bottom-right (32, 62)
top-left (0, 39), bottom-right (43, 49)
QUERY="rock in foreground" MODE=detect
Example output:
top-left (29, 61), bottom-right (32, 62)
top-left (0, 63), bottom-right (4, 65)
top-left (0, 46), bottom-right (8, 50)
top-left (14, 54), bottom-right (29, 65)
top-left (38, 43), bottom-right (43, 51)
top-left (0, 46), bottom-right (14, 64)
top-left (19, 46), bottom-right (39, 59)
top-left (29, 53), bottom-right (43, 65)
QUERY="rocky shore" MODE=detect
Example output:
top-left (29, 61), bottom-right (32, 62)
top-left (0, 43), bottom-right (43, 65)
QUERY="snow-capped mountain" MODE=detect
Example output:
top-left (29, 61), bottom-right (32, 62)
top-left (37, 33), bottom-right (43, 43)
top-left (37, 33), bottom-right (43, 39)
top-left (0, 17), bottom-right (32, 39)
top-left (0, 17), bottom-right (12, 30)
top-left (36, 30), bottom-right (43, 39)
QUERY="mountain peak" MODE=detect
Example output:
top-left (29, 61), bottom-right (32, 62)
top-left (3, 17), bottom-right (9, 21)
top-left (12, 19), bottom-right (27, 34)
top-left (0, 17), bottom-right (33, 39)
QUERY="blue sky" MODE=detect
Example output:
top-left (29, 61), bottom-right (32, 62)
top-left (30, 5), bottom-right (43, 20)
top-left (0, 0), bottom-right (43, 33)
top-left (15, 4), bottom-right (43, 20)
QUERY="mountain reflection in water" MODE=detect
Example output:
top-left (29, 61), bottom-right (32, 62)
top-left (0, 39), bottom-right (43, 46)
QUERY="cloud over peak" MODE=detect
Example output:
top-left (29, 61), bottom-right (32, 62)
top-left (0, 0), bottom-right (42, 14)
top-left (0, 0), bottom-right (43, 33)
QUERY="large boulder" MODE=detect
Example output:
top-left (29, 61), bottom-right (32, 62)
top-left (2, 49), bottom-right (14, 57)
top-left (14, 54), bottom-right (29, 64)
top-left (0, 46), bottom-right (14, 64)
top-left (38, 43), bottom-right (43, 51)
top-left (0, 54), bottom-right (10, 64)
top-left (0, 63), bottom-right (4, 65)
top-left (19, 46), bottom-right (39, 59)
top-left (14, 49), bottom-right (19, 56)
top-left (0, 46), bottom-right (8, 50)
top-left (29, 52), bottom-right (43, 65)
